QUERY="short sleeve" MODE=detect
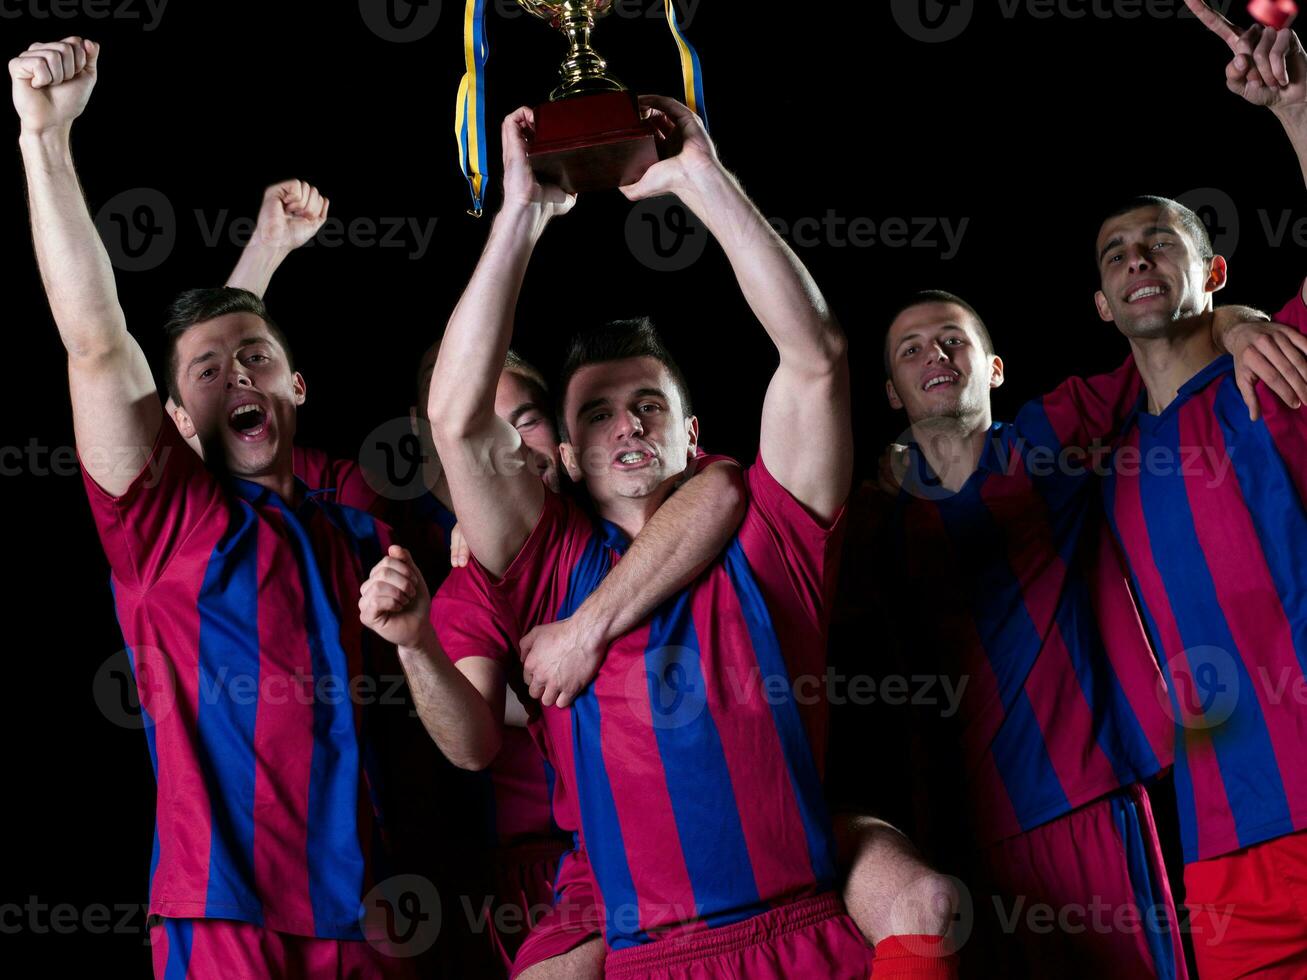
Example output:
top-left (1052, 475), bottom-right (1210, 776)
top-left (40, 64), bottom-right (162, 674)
top-left (459, 490), bottom-right (593, 638)
top-left (1016, 355), bottom-right (1143, 459)
top-left (80, 419), bottom-right (224, 591)
top-left (737, 453), bottom-right (847, 633)
top-left (431, 567), bottom-right (518, 669)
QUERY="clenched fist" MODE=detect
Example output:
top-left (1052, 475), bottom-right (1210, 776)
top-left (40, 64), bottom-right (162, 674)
top-left (252, 179), bottom-right (331, 253)
top-left (10, 37), bottom-right (98, 134)
top-left (359, 545), bottom-right (432, 649)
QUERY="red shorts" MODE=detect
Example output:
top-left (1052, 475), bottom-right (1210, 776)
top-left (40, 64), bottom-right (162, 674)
top-left (603, 892), bottom-right (873, 980)
top-left (1184, 827), bottom-right (1307, 979)
top-left (488, 837), bottom-right (570, 972)
top-left (510, 847), bottom-right (604, 978)
top-left (976, 784), bottom-right (1186, 979)
top-left (149, 917), bottom-right (418, 979)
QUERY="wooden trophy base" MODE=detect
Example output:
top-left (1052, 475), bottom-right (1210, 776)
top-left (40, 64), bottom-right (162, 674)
top-left (527, 90), bottom-right (658, 194)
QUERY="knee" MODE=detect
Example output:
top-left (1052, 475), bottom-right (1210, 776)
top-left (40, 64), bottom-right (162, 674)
top-left (889, 871), bottom-right (959, 938)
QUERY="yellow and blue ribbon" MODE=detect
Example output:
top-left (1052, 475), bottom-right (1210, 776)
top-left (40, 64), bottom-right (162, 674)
top-left (455, 0), bottom-right (490, 216)
top-left (664, 0), bottom-right (707, 129)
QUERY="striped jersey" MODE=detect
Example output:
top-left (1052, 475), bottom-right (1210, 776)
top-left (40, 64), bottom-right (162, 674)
top-left (870, 364), bottom-right (1173, 847)
top-left (84, 422), bottom-right (395, 938)
top-left (1103, 284), bottom-right (1307, 863)
top-left (431, 564), bottom-right (565, 848)
top-left (464, 454), bottom-right (844, 950)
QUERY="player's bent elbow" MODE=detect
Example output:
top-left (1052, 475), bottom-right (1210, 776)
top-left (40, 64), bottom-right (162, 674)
top-left (701, 461), bottom-right (748, 530)
top-left (445, 727), bottom-right (503, 772)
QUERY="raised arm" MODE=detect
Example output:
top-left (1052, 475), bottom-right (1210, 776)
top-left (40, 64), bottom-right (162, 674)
top-left (12, 38), bottom-right (161, 496)
top-left (620, 96), bottom-right (852, 521)
top-left (1183, 2), bottom-right (1307, 413)
top-left (360, 546), bottom-right (505, 770)
top-left (427, 109), bottom-right (574, 577)
top-left (1182, 1), bottom-right (1307, 185)
top-left (226, 179), bottom-right (330, 297)
top-left (519, 456), bottom-right (748, 708)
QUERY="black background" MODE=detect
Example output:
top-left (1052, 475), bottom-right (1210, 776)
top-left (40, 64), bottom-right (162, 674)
top-left (2, 0), bottom-right (1303, 971)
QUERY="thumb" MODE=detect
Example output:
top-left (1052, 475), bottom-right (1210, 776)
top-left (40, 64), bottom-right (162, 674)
top-left (519, 629), bottom-right (537, 660)
top-left (82, 38), bottom-right (100, 71)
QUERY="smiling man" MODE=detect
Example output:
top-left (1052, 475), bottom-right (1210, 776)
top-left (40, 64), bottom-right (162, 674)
top-left (844, 290), bottom-right (1190, 978)
top-left (9, 38), bottom-right (419, 978)
top-left (404, 95), bottom-right (908, 976)
top-left (1082, 5), bottom-right (1307, 975)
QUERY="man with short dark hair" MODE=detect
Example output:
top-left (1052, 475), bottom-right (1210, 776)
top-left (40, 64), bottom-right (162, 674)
top-left (209, 180), bottom-right (752, 979)
top-left (853, 292), bottom-right (1189, 977)
top-left (1087, 5), bottom-right (1307, 973)
top-left (9, 38), bottom-right (415, 977)
top-left (390, 92), bottom-right (941, 976)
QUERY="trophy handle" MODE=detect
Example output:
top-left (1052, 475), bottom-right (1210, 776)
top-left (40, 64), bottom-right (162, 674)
top-left (517, 0), bottom-right (627, 100)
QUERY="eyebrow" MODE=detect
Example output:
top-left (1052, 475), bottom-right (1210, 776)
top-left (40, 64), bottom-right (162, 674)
top-left (185, 337), bottom-right (272, 373)
top-left (1098, 224), bottom-right (1178, 262)
top-left (895, 327), bottom-right (961, 351)
top-left (508, 402), bottom-right (541, 425)
top-left (575, 388), bottom-right (670, 421)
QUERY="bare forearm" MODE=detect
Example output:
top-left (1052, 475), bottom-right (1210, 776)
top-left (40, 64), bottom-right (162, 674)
top-left (1211, 305), bottom-right (1270, 352)
top-left (573, 463), bottom-right (745, 640)
top-left (226, 242), bottom-right (289, 297)
top-left (20, 129), bottom-right (128, 358)
top-left (397, 624), bottom-right (503, 770)
top-left (429, 203), bottom-right (549, 434)
top-left (680, 166), bottom-right (844, 371)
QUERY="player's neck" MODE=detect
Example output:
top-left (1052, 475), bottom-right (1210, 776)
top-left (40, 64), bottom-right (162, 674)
top-left (1128, 322), bottom-right (1221, 415)
top-left (229, 452), bottom-right (300, 506)
top-left (909, 410), bottom-right (992, 492)
top-left (596, 485), bottom-right (673, 543)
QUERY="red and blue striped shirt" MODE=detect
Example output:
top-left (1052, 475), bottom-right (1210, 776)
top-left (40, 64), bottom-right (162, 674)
top-left (871, 367), bottom-right (1173, 847)
top-left (1104, 284), bottom-right (1307, 863)
top-left (464, 455), bottom-right (843, 950)
top-left (85, 423), bottom-right (395, 938)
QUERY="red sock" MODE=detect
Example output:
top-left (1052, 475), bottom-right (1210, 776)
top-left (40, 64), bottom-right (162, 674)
top-left (870, 935), bottom-right (960, 978)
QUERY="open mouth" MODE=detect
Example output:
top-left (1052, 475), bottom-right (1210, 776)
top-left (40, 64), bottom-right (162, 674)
top-left (614, 449), bottom-right (655, 469)
top-left (1126, 283), bottom-right (1168, 304)
top-left (922, 372), bottom-right (959, 392)
top-left (228, 403), bottom-right (268, 440)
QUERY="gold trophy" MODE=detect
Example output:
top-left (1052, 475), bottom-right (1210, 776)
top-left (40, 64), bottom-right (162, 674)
top-left (515, 0), bottom-right (660, 193)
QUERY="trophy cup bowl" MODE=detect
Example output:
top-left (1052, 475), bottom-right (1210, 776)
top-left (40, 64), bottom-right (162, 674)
top-left (516, 0), bottom-right (660, 193)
